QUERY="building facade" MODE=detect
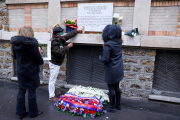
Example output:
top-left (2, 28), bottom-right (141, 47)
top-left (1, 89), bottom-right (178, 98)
top-left (0, 0), bottom-right (180, 101)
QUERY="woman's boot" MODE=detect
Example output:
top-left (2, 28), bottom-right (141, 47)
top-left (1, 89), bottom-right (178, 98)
top-left (115, 91), bottom-right (121, 110)
top-left (107, 95), bottom-right (116, 113)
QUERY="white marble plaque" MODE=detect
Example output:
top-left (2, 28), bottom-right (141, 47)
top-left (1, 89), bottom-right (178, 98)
top-left (77, 3), bottom-right (113, 32)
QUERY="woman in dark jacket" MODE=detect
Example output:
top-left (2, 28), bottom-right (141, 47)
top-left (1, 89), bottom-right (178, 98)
top-left (99, 25), bottom-right (124, 113)
top-left (11, 27), bottom-right (44, 119)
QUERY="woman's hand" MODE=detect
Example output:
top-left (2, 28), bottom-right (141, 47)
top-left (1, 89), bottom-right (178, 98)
top-left (77, 28), bottom-right (83, 33)
top-left (68, 43), bottom-right (73, 48)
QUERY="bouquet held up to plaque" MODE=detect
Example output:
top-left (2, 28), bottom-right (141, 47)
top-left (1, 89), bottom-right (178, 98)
top-left (62, 19), bottom-right (78, 33)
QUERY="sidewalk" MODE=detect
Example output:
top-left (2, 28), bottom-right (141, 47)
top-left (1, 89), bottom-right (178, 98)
top-left (0, 80), bottom-right (179, 120)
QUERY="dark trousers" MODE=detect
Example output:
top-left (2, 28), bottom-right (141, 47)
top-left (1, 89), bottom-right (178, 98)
top-left (107, 82), bottom-right (121, 96)
top-left (16, 88), bottom-right (39, 117)
top-left (107, 82), bottom-right (121, 109)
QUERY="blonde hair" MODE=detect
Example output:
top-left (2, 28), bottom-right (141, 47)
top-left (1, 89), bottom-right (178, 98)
top-left (18, 26), bottom-right (34, 38)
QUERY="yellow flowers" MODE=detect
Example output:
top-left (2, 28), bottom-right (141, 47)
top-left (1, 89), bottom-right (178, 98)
top-left (63, 19), bottom-right (77, 25)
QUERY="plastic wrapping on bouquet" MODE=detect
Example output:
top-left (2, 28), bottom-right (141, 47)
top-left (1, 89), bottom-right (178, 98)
top-left (66, 26), bottom-right (75, 33)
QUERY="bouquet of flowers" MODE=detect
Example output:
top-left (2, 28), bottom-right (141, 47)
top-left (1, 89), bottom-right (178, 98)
top-left (125, 28), bottom-right (139, 37)
top-left (62, 19), bottom-right (78, 29)
top-left (113, 13), bottom-right (123, 25)
top-left (67, 85), bottom-right (109, 103)
top-left (54, 93), bottom-right (107, 118)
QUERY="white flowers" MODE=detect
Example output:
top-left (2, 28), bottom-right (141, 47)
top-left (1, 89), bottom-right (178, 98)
top-left (67, 85), bottom-right (109, 102)
top-left (113, 13), bottom-right (123, 25)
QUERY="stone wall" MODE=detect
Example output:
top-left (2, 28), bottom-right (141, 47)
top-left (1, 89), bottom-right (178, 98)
top-left (120, 48), bottom-right (156, 98)
top-left (0, 40), bottom-right (13, 79)
top-left (0, 0), bottom-right (9, 31)
top-left (43, 58), bottom-right (67, 88)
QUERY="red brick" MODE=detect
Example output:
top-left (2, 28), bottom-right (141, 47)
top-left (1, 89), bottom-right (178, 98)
top-left (151, 2), bottom-right (153, 6)
top-left (168, 31), bottom-right (171, 36)
top-left (165, 1), bottom-right (168, 6)
top-left (159, 31), bottom-right (162, 36)
top-left (165, 31), bottom-right (167, 36)
top-left (132, 1), bottom-right (135, 6)
top-left (155, 31), bottom-right (158, 36)
top-left (168, 1), bottom-right (172, 6)
top-left (177, 30), bottom-right (180, 34)
top-left (154, 1), bottom-right (157, 6)
top-left (157, 1), bottom-right (160, 6)
top-left (177, 34), bottom-right (180, 36)
top-left (162, 31), bottom-right (165, 36)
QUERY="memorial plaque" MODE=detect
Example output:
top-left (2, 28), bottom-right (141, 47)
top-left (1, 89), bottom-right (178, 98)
top-left (77, 3), bottom-right (113, 32)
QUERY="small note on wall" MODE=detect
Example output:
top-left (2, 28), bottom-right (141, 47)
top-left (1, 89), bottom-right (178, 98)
top-left (77, 3), bottom-right (113, 32)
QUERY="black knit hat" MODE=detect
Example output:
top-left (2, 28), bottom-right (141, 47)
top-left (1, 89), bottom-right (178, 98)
top-left (53, 27), bottom-right (64, 35)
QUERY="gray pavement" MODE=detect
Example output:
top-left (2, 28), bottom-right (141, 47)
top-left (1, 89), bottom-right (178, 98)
top-left (0, 80), bottom-right (180, 120)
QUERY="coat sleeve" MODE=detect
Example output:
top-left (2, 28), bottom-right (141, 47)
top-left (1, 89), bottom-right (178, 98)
top-left (34, 45), bottom-right (44, 65)
top-left (99, 44), bottom-right (111, 64)
top-left (12, 45), bottom-right (16, 60)
top-left (63, 30), bottom-right (78, 41)
top-left (51, 40), bottom-right (69, 57)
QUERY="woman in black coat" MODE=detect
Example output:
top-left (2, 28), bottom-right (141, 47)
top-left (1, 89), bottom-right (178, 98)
top-left (11, 27), bottom-right (44, 119)
top-left (99, 25), bottom-right (124, 113)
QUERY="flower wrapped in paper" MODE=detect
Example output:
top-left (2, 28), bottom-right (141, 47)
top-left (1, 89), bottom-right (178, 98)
top-left (125, 28), bottom-right (139, 37)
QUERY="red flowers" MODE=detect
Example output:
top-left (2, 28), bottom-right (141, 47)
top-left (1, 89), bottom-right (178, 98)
top-left (89, 101), bottom-right (94, 105)
top-left (91, 110), bottom-right (96, 115)
top-left (61, 105), bottom-right (64, 109)
top-left (84, 110), bottom-right (89, 114)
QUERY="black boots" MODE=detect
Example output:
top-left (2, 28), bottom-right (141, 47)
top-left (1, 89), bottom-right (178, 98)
top-left (107, 95), bottom-right (116, 113)
top-left (115, 91), bottom-right (121, 110)
top-left (106, 92), bottom-right (121, 113)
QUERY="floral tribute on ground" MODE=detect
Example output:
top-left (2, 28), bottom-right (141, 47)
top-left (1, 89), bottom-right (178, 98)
top-left (54, 86), bottom-right (108, 118)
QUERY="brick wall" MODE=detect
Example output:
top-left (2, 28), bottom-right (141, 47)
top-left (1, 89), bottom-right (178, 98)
top-left (148, 7), bottom-right (179, 36)
top-left (121, 48), bottom-right (155, 98)
top-left (8, 4), bottom-right (48, 32)
top-left (148, 1), bottom-right (180, 36)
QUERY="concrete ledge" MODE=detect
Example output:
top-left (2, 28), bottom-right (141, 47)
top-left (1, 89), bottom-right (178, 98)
top-left (1, 32), bottom-right (180, 49)
top-left (67, 34), bottom-right (141, 46)
top-left (1, 32), bottom-right (51, 41)
top-left (141, 36), bottom-right (180, 49)
top-left (6, 0), bottom-right (48, 4)
top-left (64, 84), bottom-right (108, 93)
top-left (149, 95), bottom-right (180, 103)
